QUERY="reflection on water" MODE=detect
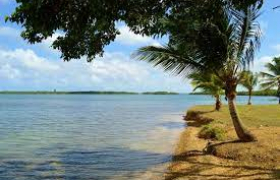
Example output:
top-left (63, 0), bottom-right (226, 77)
top-left (0, 147), bottom-right (168, 180)
top-left (0, 94), bottom-right (276, 179)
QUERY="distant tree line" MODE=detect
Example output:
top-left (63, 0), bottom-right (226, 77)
top-left (189, 57), bottom-right (280, 106)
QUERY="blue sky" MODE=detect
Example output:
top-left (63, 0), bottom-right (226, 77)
top-left (0, 0), bottom-right (280, 92)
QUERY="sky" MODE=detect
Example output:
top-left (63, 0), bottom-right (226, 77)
top-left (0, 1), bottom-right (280, 93)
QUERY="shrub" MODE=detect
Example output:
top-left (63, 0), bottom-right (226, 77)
top-left (198, 124), bottom-right (226, 141)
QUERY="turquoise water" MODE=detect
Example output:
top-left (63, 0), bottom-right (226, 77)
top-left (0, 94), bottom-right (277, 179)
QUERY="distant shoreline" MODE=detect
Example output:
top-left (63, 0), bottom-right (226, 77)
top-left (0, 91), bottom-right (180, 95)
top-left (0, 91), bottom-right (277, 96)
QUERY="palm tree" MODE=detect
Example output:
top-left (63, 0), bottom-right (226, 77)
top-left (189, 72), bottom-right (224, 111)
top-left (260, 57), bottom-right (280, 104)
top-left (134, 3), bottom-right (261, 142)
top-left (239, 71), bottom-right (258, 105)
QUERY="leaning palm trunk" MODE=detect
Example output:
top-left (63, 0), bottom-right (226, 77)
top-left (278, 84), bottom-right (280, 105)
top-left (226, 80), bottom-right (257, 142)
top-left (248, 89), bottom-right (252, 105)
top-left (228, 98), bottom-right (256, 141)
top-left (215, 95), bottom-right (222, 111)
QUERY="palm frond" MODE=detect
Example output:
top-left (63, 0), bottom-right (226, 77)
top-left (189, 71), bottom-right (224, 97)
top-left (260, 57), bottom-right (280, 91)
top-left (260, 81), bottom-right (278, 90)
top-left (265, 62), bottom-right (280, 76)
top-left (232, 5), bottom-right (261, 69)
top-left (259, 71), bottom-right (275, 78)
top-left (239, 71), bottom-right (258, 90)
top-left (134, 45), bottom-right (207, 78)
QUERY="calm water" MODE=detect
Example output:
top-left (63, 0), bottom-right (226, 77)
top-left (0, 94), bottom-right (277, 179)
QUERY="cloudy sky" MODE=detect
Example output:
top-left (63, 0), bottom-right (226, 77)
top-left (0, 1), bottom-right (280, 92)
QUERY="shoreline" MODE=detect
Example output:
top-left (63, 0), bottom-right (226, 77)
top-left (164, 105), bottom-right (280, 179)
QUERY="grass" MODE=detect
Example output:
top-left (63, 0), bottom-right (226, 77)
top-left (198, 124), bottom-right (226, 141)
top-left (165, 104), bottom-right (280, 180)
top-left (189, 105), bottom-right (280, 127)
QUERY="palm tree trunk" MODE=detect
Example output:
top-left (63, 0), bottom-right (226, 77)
top-left (278, 85), bottom-right (280, 105)
top-left (248, 89), bottom-right (252, 105)
top-left (226, 79), bottom-right (256, 142)
top-left (228, 97), bottom-right (256, 142)
top-left (215, 95), bottom-right (222, 111)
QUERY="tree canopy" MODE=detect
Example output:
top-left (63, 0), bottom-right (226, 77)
top-left (260, 57), bottom-right (280, 103)
top-left (134, 1), bottom-right (261, 142)
top-left (7, 0), bottom-right (263, 61)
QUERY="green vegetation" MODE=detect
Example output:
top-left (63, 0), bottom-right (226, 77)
top-left (189, 105), bottom-right (280, 127)
top-left (239, 71), bottom-right (258, 105)
top-left (260, 57), bottom-right (280, 104)
top-left (188, 72), bottom-right (224, 111)
top-left (0, 91), bottom-right (139, 95)
top-left (134, 3), bottom-right (261, 142)
top-left (169, 105), bottom-right (280, 179)
top-left (142, 91), bottom-right (178, 95)
top-left (7, 0), bottom-right (262, 61)
top-left (198, 124), bottom-right (226, 141)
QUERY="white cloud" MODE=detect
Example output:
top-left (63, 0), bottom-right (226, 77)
top-left (0, 26), bottom-right (187, 92)
top-left (252, 54), bottom-right (280, 73)
top-left (0, 48), bottom-right (189, 92)
top-left (116, 26), bottom-right (159, 46)
top-left (1, 49), bottom-right (59, 71)
top-left (0, 64), bottom-right (21, 79)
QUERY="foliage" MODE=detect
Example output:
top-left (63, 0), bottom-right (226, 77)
top-left (134, 1), bottom-right (261, 141)
top-left (0, 91), bottom-right (138, 95)
top-left (142, 91), bottom-right (178, 95)
top-left (7, 0), bottom-right (262, 61)
top-left (260, 57), bottom-right (280, 97)
top-left (134, 2), bottom-right (261, 100)
top-left (239, 71), bottom-right (258, 91)
top-left (239, 71), bottom-right (258, 104)
top-left (198, 124), bottom-right (226, 141)
top-left (188, 72), bottom-right (224, 97)
top-left (188, 72), bottom-right (224, 110)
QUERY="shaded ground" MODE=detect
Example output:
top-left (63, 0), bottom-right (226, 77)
top-left (165, 105), bottom-right (280, 180)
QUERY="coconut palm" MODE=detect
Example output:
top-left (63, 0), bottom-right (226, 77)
top-left (239, 71), bottom-right (258, 105)
top-left (260, 57), bottom-right (280, 104)
top-left (134, 3), bottom-right (261, 142)
top-left (189, 72), bottom-right (224, 111)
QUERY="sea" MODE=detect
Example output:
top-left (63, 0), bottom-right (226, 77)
top-left (0, 94), bottom-right (276, 179)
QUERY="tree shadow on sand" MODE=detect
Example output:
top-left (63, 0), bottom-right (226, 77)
top-left (165, 110), bottom-right (280, 180)
top-left (165, 144), bottom-right (279, 180)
